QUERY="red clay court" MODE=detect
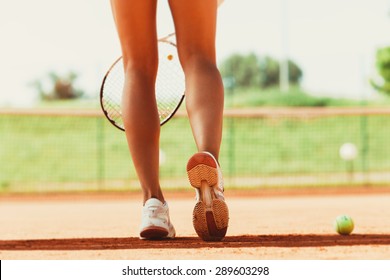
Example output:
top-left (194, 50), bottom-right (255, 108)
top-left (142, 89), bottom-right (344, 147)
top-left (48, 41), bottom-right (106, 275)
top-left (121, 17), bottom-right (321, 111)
top-left (1, 187), bottom-right (390, 259)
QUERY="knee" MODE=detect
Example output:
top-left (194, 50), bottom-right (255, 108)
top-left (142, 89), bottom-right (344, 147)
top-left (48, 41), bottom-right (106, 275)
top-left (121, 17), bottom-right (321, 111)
top-left (179, 52), bottom-right (218, 75)
top-left (122, 54), bottom-right (158, 82)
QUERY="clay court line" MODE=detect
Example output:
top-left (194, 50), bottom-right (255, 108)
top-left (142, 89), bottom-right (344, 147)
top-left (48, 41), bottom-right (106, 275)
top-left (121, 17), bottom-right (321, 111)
top-left (1, 234), bottom-right (390, 251)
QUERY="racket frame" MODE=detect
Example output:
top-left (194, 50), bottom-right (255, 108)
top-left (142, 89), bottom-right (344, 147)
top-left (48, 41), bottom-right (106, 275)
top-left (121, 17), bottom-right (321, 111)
top-left (100, 33), bottom-right (185, 131)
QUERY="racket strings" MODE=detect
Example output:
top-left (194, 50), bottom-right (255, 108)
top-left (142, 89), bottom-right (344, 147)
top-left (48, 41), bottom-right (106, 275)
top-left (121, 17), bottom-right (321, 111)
top-left (156, 43), bottom-right (185, 122)
top-left (101, 41), bottom-right (185, 130)
top-left (101, 60), bottom-right (124, 128)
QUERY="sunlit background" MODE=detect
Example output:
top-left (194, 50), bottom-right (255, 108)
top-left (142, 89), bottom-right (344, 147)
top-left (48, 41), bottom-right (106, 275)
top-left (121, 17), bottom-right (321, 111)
top-left (1, 0), bottom-right (390, 193)
top-left (1, 0), bottom-right (390, 107)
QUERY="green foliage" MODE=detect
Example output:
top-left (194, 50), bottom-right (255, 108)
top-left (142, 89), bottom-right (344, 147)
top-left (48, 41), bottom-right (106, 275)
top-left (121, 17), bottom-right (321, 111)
top-left (31, 71), bottom-right (84, 100)
top-left (219, 53), bottom-right (303, 89)
top-left (258, 56), bottom-right (279, 88)
top-left (258, 57), bottom-right (303, 88)
top-left (2, 113), bottom-right (390, 192)
top-left (371, 46), bottom-right (390, 95)
top-left (220, 53), bottom-right (261, 88)
top-left (225, 87), bottom-right (362, 108)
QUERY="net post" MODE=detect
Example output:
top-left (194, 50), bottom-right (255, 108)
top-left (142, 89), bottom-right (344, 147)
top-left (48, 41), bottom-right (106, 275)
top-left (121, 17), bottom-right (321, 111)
top-left (359, 113), bottom-right (369, 186)
top-left (97, 116), bottom-right (105, 190)
top-left (223, 75), bottom-right (236, 186)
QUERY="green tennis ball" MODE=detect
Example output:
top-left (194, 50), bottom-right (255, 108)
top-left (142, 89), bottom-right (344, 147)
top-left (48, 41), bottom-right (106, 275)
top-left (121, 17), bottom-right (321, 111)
top-left (334, 215), bottom-right (354, 235)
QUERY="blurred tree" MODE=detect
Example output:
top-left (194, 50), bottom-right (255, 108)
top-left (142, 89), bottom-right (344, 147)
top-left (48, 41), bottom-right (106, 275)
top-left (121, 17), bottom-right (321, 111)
top-left (219, 53), bottom-right (261, 88)
top-left (31, 71), bottom-right (84, 100)
top-left (287, 59), bottom-right (303, 85)
top-left (371, 46), bottom-right (390, 95)
top-left (219, 53), bottom-right (302, 89)
top-left (258, 56), bottom-right (279, 88)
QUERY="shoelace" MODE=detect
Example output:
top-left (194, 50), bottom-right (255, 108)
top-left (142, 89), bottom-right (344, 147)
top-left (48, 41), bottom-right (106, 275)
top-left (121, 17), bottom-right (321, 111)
top-left (144, 205), bottom-right (168, 221)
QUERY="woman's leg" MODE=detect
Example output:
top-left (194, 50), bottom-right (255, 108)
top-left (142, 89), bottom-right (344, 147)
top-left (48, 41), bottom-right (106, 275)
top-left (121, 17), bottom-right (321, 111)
top-left (168, 0), bottom-right (228, 241)
top-left (168, 0), bottom-right (224, 160)
top-left (110, 0), bottom-right (164, 204)
top-left (110, 0), bottom-right (175, 240)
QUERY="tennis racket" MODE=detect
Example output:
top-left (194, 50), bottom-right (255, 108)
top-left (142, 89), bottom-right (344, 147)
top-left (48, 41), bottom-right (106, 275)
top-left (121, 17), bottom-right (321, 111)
top-left (100, 33), bottom-right (185, 131)
top-left (100, 0), bottom-right (225, 131)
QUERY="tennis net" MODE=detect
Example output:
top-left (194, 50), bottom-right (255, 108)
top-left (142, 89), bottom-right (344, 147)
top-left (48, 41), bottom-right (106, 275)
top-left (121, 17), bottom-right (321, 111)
top-left (1, 107), bottom-right (389, 193)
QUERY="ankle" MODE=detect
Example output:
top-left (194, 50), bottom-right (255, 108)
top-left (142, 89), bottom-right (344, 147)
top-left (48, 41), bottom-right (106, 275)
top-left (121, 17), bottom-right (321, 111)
top-left (143, 193), bottom-right (165, 205)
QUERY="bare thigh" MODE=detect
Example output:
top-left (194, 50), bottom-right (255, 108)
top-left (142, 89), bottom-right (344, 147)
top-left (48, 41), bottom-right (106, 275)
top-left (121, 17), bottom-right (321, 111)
top-left (110, 0), bottom-right (158, 72)
top-left (168, 0), bottom-right (219, 67)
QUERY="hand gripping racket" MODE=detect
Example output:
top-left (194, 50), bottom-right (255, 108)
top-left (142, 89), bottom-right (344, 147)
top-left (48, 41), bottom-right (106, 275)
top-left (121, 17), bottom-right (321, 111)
top-left (100, 33), bottom-right (184, 131)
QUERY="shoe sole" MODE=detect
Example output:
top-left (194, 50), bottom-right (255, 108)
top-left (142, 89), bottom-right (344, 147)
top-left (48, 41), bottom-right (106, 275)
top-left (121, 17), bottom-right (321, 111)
top-left (140, 226), bottom-right (169, 240)
top-left (187, 153), bottom-right (229, 241)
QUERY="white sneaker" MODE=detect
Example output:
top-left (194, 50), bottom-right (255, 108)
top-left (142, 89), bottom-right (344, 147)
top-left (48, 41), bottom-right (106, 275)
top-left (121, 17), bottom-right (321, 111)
top-left (139, 198), bottom-right (176, 239)
top-left (187, 152), bottom-right (229, 241)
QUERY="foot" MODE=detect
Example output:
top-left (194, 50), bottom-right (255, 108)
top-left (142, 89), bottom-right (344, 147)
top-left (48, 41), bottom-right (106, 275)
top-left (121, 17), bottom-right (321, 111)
top-left (139, 198), bottom-right (176, 239)
top-left (187, 152), bottom-right (229, 241)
